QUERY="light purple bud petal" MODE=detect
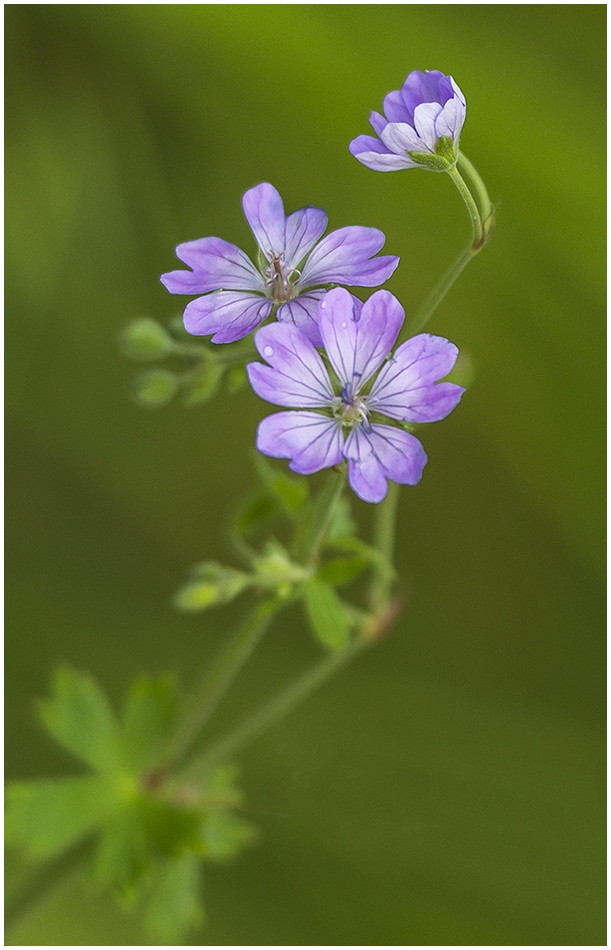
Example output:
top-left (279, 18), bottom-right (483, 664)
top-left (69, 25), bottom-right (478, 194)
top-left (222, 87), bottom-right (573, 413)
top-left (284, 206), bottom-right (328, 269)
top-left (299, 227), bottom-right (399, 288)
top-left (277, 292), bottom-right (325, 347)
top-left (412, 101), bottom-right (445, 153)
top-left (247, 322), bottom-right (334, 407)
top-left (183, 291), bottom-right (272, 344)
top-left (344, 424), bottom-right (428, 503)
top-left (401, 70), bottom-right (454, 115)
top-left (434, 96), bottom-right (466, 144)
top-left (349, 136), bottom-right (416, 172)
top-left (256, 411), bottom-right (344, 475)
top-left (160, 237), bottom-right (264, 295)
top-left (318, 288), bottom-right (404, 390)
top-left (380, 122), bottom-right (429, 156)
top-left (242, 183), bottom-right (286, 258)
top-left (368, 333), bottom-right (464, 422)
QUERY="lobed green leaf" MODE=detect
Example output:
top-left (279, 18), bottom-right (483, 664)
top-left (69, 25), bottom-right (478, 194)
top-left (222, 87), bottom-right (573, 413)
top-left (119, 675), bottom-right (179, 772)
top-left (145, 852), bottom-right (204, 945)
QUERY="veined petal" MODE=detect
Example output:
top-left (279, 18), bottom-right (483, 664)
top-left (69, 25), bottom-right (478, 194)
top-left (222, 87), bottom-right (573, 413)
top-left (277, 292), bottom-right (325, 347)
top-left (368, 333), bottom-right (463, 422)
top-left (401, 70), bottom-right (453, 115)
top-left (256, 411), bottom-right (344, 475)
top-left (380, 121), bottom-right (427, 156)
top-left (247, 322), bottom-right (334, 407)
top-left (349, 136), bottom-right (416, 172)
top-left (318, 288), bottom-right (404, 390)
top-left (242, 183), bottom-right (286, 258)
top-left (434, 96), bottom-right (466, 144)
top-left (284, 206), bottom-right (328, 269)
top-left (161, 238), bottom-right (264, 294)
top-left (413, 101), bottom-right (444, 152)
top-left (344, 424), bottom-right (427, 503)
top-left (183, 291), bottom-right (271, 344)
top-left (299, 226), bottom-right (399, 288)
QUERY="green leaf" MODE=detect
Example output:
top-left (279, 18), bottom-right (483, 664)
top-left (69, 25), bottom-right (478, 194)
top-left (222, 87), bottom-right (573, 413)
top-left (182, 361), bottom-right (223, 407)
top-left (303, 577), bottom-right (353, 651)
top-left (38, 667), bottom-right (119, 772)
top-left (255, 455), bottom-right (309, 516)
top-left (132, 368), bottom-right (178, 407)
top-left (92, 806), bottom-right (149, 901)
top-left (233, 490), bottom-right (277, 538)
top-left (199, 811), bottom-right (258, 862)
top-left (139, 796), bottom-right (202, 858)
top-left (317, 556), bottom-right (367, 585)
top-left (145, 852), bottom-right (204, 945)
top-left (119, 318), bottom-right (173, 361)
top-left (119, 675), bottom-right (179, 772)
top-left (173, 563), bottom-right (251, 613)
top-left (5, 775), bottom-right (119, 860)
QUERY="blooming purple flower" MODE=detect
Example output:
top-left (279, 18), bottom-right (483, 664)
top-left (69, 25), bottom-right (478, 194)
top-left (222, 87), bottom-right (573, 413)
top-left (246, 287), bottom-right (465, 504)
top-left (160, 183), bottom-right (399, 346)
top-left (349, 70), bottom-right (466, 172)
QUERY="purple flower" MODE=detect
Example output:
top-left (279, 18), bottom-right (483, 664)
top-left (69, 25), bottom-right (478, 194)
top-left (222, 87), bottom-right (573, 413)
top-left (160, 183), bottom-right (399, 346)
top-left (246, 287), bottom-right (465, 504)
top-left (349, 70), bottom-right (466, 172)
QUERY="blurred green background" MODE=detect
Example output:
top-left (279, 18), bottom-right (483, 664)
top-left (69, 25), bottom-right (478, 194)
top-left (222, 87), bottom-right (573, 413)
top-left (6, 5), bottom-right (605, 945)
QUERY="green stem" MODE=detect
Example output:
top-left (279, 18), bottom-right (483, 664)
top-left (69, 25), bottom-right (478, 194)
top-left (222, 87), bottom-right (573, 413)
top-left (407, 155), bottom-right (492, 337)
top-left (369, 480), bottom-right (399, 614)
top-left (161, 595), bottom-right (282, 770)
top-left (181, 634), bottom-right (370, 781)
top-left (292, 470), bottom-right (345, 565)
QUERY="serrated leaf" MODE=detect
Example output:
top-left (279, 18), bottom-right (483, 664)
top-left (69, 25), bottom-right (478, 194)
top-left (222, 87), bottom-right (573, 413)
top-left (140, 796), bottom-right (202, 858)
top-left (182, 361), bottom-right (224, 407)
top-left (303, 578), bottom-right (353, 651)
top-left (145, 852), bottom-right (204, 944)
top-left (317, 556), bottom-right (367, 585)
top-left (93, 805), bottom-right (149, 901)
top-left (38, 667), bottom-right (119, 772)
top-left (5, 775), bottom-right (119, 860)
top-left (120, 675), bottom-right (179, 772)
top-left (199, 811), bottom-right (258, 862)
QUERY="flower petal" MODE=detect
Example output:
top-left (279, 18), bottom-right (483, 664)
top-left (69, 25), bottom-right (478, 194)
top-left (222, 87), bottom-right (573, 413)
top-left (242, 183), bottom-right (286, 258)
top-left (369, 111), bottom-right (388, 136)
top-left (380, 121), bottom-right (428, 156)
top-left (349, 136), bottom-right (416, 172)
top-left (247, 322), bottom-right (334, 407)
top-left (344, 424), bottom-right (427, 503)
top-left (368, 333), bottom-right (464, 422)
top-left (277, 292), bottom-right (325, 347)
top-left (382, 89), bottom-right (411, 123)
top-left (299, 227), bottom-right (399, 289)
top-left (434, 96), bottom-right (466, 144)
top-left (161, 238), bottom-right (264, 294)
top-left (284, 206), bottom-right (328, 269)
top-left (412, 101), bottom-right (444, 153)
top-left (183, 291), bottom-right (271, 344)
top-left (318, 288), bottom-right (404, 390)
top-left (256, 411), bottom-right (343, 475)
top-left (401, 70), bottom-right (454, 116)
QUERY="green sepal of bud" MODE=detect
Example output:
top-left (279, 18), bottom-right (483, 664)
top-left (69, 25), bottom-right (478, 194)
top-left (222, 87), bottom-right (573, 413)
top-left (408, 135), bottom-right (457, 172)
top-left (174, 563), bottom-right (251, 613)
top-left (119, 318), bottom-right (174, 361)
top-left (132, 369), bottom-right (178, 408)
top-left (251, 540), bottom-right (311, 590)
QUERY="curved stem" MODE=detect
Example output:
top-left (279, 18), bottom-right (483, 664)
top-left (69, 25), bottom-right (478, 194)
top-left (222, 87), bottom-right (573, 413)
top-left (457, 151), bottom-right (493, 231)
top-left (160, 595), bottom-right (283, 770)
